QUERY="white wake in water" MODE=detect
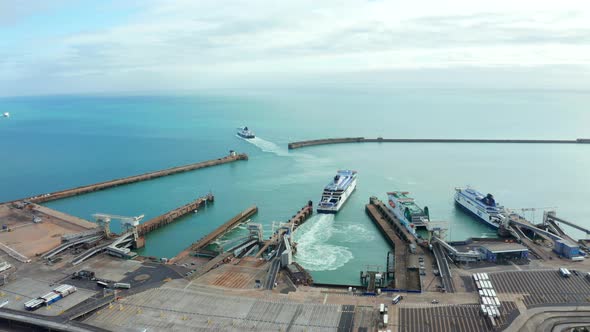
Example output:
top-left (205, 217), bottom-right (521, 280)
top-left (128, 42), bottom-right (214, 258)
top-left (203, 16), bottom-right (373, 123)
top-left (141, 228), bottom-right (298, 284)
top-left (293, 214), bottom-right (354, 271)
top-left (239, 136), bottom-right (291, 157)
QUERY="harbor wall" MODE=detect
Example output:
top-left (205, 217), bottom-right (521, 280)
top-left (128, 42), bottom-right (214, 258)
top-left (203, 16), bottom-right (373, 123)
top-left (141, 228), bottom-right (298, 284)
top-left (136, 194), bottom-right (214, 244)
top-left (287, 137), bottom-right (590, 149)
top-left (169, 205), bottom-right (258, 263)
top-left (7, 153), bottom-right (248, 204)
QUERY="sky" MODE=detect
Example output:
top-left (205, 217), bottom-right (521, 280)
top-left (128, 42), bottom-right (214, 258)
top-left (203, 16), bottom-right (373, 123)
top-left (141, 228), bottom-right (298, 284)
top-left (1, 0), bottom-right (590, 96)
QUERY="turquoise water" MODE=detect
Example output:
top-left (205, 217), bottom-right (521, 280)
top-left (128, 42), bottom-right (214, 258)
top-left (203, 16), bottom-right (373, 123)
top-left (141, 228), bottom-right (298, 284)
top-left (1, 89), bottom-right (589, 285)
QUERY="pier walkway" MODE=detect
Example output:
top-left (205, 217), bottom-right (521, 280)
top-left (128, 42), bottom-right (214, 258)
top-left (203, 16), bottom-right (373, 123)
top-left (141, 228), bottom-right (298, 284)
top-left (169, 205), bottom-right (258, 263)
top-left (137, 194), bottom-right (214, 237)
top-left (8, 153), bottom-right (247, 204)
top-left (288, 137), bottom-right (590, 150)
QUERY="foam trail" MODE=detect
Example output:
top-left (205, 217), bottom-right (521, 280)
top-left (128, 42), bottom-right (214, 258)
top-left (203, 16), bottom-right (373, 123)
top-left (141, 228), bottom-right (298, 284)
top-left (239, 136), bottom-right (290, 156)
top-left (293, 214), bottom-right (354, 271)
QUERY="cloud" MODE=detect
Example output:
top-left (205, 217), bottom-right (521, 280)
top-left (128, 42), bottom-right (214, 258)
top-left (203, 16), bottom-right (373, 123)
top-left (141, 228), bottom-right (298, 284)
top-left (1, 0), bottom-right (590, 95)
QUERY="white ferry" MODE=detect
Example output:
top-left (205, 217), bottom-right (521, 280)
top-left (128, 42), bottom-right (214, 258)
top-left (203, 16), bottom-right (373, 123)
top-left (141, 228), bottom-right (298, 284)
top-left (317, 170), bottom-right (357, 213)
top-left (454, 187), bottom-right (505, 229)
top-left (386, 191), bottom-right (430, 238)
top-left (237, 126), bottom-right (255, 139)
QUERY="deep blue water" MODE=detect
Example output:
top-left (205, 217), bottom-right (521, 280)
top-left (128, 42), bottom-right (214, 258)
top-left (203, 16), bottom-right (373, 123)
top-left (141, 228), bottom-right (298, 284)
top-left (1, 89), bottom-right (589, 285)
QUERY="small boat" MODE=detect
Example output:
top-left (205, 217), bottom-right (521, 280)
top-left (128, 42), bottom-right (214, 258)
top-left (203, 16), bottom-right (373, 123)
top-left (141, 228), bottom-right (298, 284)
top-left (2, 112), bottom-right (9, 118)
top-left (237, 126), bottom-right (255, 139)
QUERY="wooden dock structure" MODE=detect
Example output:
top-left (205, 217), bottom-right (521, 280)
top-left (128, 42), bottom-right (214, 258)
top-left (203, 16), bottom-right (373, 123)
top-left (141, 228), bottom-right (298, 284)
top-left (169, 205), bottom-right (258, 263)
top-left (8, 152), bottom-right (248, 204)
top-left (288, 137), bottom-right (590, 150)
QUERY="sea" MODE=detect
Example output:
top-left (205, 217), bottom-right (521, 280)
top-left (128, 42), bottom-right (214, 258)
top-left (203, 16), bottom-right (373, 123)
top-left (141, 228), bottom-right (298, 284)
top-left (1, 88), bottom-right (589, 286)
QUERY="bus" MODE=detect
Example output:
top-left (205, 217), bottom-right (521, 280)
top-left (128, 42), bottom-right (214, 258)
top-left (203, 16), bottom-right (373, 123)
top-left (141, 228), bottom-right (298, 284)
top-left (379, 303), bottom-right (385, 314)
top-left (392, 295), bottom-right (402, 304)
top-left (114, 282), bottom-right (131, 289)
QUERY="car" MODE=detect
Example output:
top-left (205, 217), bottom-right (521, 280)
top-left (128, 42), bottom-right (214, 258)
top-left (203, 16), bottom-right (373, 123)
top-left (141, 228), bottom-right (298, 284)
top-left (431, 299), bottom-right (439, 304)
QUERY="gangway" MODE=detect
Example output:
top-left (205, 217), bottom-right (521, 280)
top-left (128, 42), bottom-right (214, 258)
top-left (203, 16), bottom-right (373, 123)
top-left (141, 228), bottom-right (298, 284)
top-left (71, 243), bottom-right (113, 266)
top-left (509, 218), bottom-right (565, 242)
top-left (42, 234), bottom-right (104, 259)
top-left (71, 232), bottom-right (136, 265)
top-left (431, 236), bottom-right (480, 260)
top-left (545, 211), bottom-right (590, 235)
top-left (431, 242), bottom-right (455, 293)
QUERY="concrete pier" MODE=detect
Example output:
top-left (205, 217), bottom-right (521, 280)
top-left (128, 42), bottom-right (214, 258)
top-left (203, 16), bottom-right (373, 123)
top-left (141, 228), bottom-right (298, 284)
top-left (288, 137), bottom-right (590, 149)
top-left (365, 199), bottom-right (409, 290)
top-left (137, 194), bottom-right (214, 238)
top-left (256, 201), bottom-right (313, 258)
top-left (7, 153), bottom-right (248, 204)
top-left (169, 205), bottom-right (258, 263)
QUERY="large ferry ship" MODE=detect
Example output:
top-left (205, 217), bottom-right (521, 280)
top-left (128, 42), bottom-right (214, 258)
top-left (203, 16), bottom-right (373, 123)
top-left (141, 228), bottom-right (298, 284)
top-left (317, 170), bottom-right (357, 213)
top-left (454, 187), bottom-right (505, 229)
top-left (237, 126), bottom-right (255, 139)
top-left (386, 191), bottom-right (430, 239)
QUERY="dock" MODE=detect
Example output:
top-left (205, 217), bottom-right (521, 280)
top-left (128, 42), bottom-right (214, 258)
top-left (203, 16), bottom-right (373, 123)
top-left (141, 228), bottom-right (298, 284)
top-left (256, 201), bottom-right (313, 258)
top-left (137, 194), bottom-right (214, 237)
top-left (7, 152), bottom-right (247, 204)
top-left (365, 200), bottom-right (409, 290)
top-left (169, 205), bottom-right (258, 263)
top-left (287, 137), bottom-right (590, 149)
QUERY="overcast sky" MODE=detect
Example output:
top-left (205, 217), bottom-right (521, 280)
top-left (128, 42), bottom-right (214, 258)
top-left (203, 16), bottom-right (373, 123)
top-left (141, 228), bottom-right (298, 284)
top-left (1, 0), bottom-right (590, 96)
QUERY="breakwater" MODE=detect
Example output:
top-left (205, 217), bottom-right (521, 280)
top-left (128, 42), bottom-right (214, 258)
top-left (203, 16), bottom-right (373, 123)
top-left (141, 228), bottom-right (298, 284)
top-left (288, 137), bottom-right (590, 149)
top-left (8, 153), bottom-right (248, 204)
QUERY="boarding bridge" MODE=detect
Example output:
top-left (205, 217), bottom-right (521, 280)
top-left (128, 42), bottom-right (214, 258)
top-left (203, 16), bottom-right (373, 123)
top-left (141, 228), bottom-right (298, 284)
top-left (42, 234), bottom-right (104, 259)
top-left (544, 211), bottom-right (590, 235)
top-left (509, 217), bottom-right (565, 242)
top-left (430, 236), bottom-right (480, 260)
top-left (431, 242), bottom-right (455, 293)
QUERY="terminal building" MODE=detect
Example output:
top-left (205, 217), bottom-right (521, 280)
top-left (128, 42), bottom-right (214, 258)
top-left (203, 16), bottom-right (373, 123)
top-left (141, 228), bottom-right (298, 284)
top-left (448, 238), bottom-right (529, 263)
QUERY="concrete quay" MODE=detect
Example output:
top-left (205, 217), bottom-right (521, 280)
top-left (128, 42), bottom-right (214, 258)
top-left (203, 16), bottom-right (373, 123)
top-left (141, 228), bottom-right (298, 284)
top-left (136, 193), bottom-right (214, 240)
top-left (169, 205), bottom-right (258, 264)
top-left (287, 137), bottom-right (590, 149)
top-left (7, 152), bottom-right (247, 204)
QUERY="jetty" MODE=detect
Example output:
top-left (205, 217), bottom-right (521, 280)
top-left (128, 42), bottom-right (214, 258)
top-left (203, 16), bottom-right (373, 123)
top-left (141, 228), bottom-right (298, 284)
top-left (287, 137), bottom-right (590, 150)
top-left (7, 152), bottom-right (248, 204)
top-left (169, 205), bottom-right (258, 264)
top-left (135, 194), bottom-right (214, 248)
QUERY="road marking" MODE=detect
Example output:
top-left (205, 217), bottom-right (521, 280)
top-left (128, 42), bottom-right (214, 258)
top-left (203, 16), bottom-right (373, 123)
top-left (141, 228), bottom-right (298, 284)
top-left (323, 294), bottom-right (328, 304)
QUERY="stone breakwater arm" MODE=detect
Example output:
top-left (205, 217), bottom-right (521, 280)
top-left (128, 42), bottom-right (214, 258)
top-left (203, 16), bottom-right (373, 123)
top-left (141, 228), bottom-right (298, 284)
top-left (287, 137), bottom-right (590, 149)
top-left (6, 153), bottom-right (247, 204)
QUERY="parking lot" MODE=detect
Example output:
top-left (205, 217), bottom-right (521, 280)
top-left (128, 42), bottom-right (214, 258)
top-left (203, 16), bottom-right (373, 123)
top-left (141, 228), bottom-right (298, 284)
top-left (0, 277), bottom-right (95, 315)
top-left (399, 302), bottom-right (519, 332)
top-left (490, 270), bottom-right (590, 308)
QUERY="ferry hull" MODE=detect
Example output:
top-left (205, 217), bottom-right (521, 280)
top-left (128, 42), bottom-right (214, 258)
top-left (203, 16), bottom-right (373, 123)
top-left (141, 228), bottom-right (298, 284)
top-left (237, 133), bottom-right (255, 139)
top-left (454, 197), bottom-right (499, 229)
top-left (317, 178), bottom-right (356, 214)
